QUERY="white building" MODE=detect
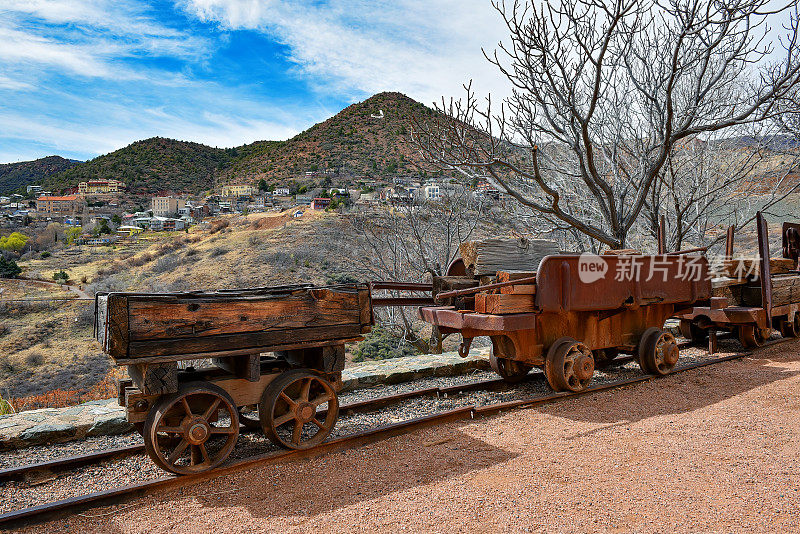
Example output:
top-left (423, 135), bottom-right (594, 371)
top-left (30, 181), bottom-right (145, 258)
top-left (424, 184), bottom-right (442, 201)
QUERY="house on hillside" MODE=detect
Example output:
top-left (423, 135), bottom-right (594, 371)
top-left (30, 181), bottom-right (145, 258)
top-left (151, 196), bottom-right (186, 217)
top-left (311, 197), bottom-right (331, 210)
top-left (36, 195), bottom-right (83, 219)
top-left (78, 179), bottom-right (125, 195)
top-left (221, 184), bottom-right (255, 197)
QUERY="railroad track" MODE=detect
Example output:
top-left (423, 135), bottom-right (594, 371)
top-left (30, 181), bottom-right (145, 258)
top-left (0, 338), bottom-right (782, 529)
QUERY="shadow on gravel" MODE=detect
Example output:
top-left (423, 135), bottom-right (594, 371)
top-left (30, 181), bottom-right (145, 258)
top-left (195, 429), bottom-right (517, 518)
top-left (543, 351), bottom-right (800, 427)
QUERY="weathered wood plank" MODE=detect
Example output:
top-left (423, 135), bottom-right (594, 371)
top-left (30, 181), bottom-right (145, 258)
top-left (107, 294), bottom-right (129, 359)
top-left (459, 238), bottom-right (559, 277)
top-left (495, 271), bottom-right (537, 283)
top-left (723, 258), bottom-right (796, 279)
top-left (129, 362), bottom-right (178, 395)
top-left (741, 274), bottom-right (800, 307)
top-left (126, 290), bottom-right (361, 341)
top-left (500, 284), bottom-right (536, 295)
top-left (474, 293), bottom-right (536, 314)
top-left (127, 323), bottom-right (364, 358)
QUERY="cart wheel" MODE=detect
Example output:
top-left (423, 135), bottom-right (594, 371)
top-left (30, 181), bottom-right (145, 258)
top-left (779, 315), bottom-right (800, 338)
top-left (679, 319), bottom-right (707, 342)
top-left (238, 405), bottom-right (261, 429)
top-left (259, 369), bottom-right (339, 450)
top-left (489, 348), bottom-right (531, 383)
top-left (738, 325), bottom-right (771, 349)
top-left (638, 328), bottom-right (679, 375)
top-left (143, 382), bottom-right (239, 475)
top-left (545, 337), bottom-right (594, 392)
top-left (593, 348), bottom-right (619, 369)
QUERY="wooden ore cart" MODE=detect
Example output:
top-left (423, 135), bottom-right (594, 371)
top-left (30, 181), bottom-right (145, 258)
top-left (421, 254), bottom-right (711, 392)
top-left (95, 284), bottom-right (372, 475)
top-left (674, 214), bottom-right (800, 349)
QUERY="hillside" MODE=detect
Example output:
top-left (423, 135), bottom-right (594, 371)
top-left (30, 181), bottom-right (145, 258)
top-left (46, 138), bottom-right (235, 195)
top-left (217, 92), bottom-right (439, 185)
top-left (0, 156), bottom-right (80, 195)
top-left (17, 92), bottom-right (440, 195)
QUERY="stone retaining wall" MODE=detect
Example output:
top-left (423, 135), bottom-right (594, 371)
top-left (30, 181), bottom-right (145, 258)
top-left (0, 350), bottom-right (490, 451)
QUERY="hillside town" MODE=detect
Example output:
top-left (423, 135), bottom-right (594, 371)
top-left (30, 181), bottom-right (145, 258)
top-left (0, 175), bottom-right (506, 245)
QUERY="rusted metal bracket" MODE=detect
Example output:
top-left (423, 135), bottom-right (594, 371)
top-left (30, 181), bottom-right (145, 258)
top-left (756, 212), bottom-right (773, 325)
top-left (457, 337), bottom-right (472, 358)
top-left (436, 276), bottom-right (537, 302)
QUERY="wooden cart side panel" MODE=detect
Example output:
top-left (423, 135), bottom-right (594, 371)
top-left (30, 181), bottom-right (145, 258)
top-left (126, 291), bottom-right (361, 341)
top-left (126, 323), bottom-right (363, 358)
top-left (106, 294), bottom-right (130, 360)
top-left (357, 286), bottom-right (373, 328)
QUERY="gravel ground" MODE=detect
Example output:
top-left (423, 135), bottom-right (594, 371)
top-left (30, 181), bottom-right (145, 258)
top-left (0, 338), bottom-right (759, 518)
top-left (14, 336), bottom-right (798, 534)
top-left (0, 433), bottom-right (144, 471)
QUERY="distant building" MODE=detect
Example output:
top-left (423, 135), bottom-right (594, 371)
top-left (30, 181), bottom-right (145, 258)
top-left (424, 184), bottom-right (442, 201)
top-left (26, 185), bottom-right (42, 194)
top-left (151, 196), bottom-right (186, 217)
top-left (295, 194), bottom-right (313, 205)
top-left (311, 197), bottom-right (331, 210)
top-left (221, 184), bottom-right (255, 197)
top-left (274, 187), bottom-right (291, 196)
top-left (78, 179), bottom-right (125, 195)
top-left (149, 217), bottom-right (186, 231)
top-left (36, 195), bottom-right (82, 218)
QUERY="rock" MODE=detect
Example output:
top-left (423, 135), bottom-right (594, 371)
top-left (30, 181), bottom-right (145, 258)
top-left (18, 423), bottom-right (75, 445)
top-left (87, 414), bottom-right (132, 436)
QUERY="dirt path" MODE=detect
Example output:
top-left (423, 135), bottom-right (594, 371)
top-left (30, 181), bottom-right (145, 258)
top-left (1, 277), bottom-right (90, 300)
top-left (22, 341), bottom-right (800, 533)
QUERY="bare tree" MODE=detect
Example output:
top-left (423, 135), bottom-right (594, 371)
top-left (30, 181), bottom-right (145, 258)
top-left (412, 0), bottom-right (800, 249)
top-left (351, 186), bottom-right (483, 353)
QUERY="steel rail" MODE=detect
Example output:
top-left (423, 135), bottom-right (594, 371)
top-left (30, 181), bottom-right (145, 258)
top-left (0, 376), bottom-right (512, 482)
top-left (0, 339), bottom-right (705, 483)
top-left (0, 340), bottom-right (783, 530)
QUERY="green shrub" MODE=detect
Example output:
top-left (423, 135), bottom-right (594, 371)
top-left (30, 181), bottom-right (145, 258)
top-left (0, 257), bottom-right (21, 278)
top-left (40, 251), bottom-right (51, 259)
top-left (0, 394), bottom-right (14, 416)
top-left (53, 270), bottom-right (69, 283)
top-left (353, 326), bottom-right (417, 362)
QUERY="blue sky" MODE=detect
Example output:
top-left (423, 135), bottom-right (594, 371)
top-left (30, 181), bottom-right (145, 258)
top-left (0, 0), bottom-right (508, 163)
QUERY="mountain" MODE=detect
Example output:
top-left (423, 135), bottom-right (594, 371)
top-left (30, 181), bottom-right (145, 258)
top-left (23, 92), bottom-right (438, 195)
top-left (217, 92), bottom-right (438, 186)
top-left (47, 138), bottom-right (234, 195)
top-left (0, 156), bottom-right (80, 195)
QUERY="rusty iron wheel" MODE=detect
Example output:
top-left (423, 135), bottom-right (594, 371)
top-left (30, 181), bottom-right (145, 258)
top-left (545, 337), bottom-right (594, 392)
top-left (738, 324), bottom-right (771, 349)
top-left (489, 348), bottom-right (531, 383)
top-left (779, 314), bottom-right (800, 338)
top-left (679, 319), bottom-right (707, 342)
top-left (259, 369), bottom-right (339, 450)
top-left (143, 382), bottom-right (239, 475)
top-left (238, 405), bottom-right (261, 429)
top-left (638, 328), bottom-right (679, 375)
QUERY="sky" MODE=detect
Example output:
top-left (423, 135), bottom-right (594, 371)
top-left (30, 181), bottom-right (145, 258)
top-left (0, 0), bottom-right (509, 163)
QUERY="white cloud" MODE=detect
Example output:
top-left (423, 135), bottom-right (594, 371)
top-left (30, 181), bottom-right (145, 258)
top-left (178, 0), bottom-right (511, 105)
top-left (0, 0), bottom-right (209, 84)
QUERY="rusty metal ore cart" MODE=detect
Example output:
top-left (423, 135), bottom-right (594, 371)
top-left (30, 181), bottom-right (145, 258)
top-left (674, 214), bottom-right (800, 350)
top-left (95, 284), bottom-right (373, 475)
top-left (421, 254), bottom-right (710, 392)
